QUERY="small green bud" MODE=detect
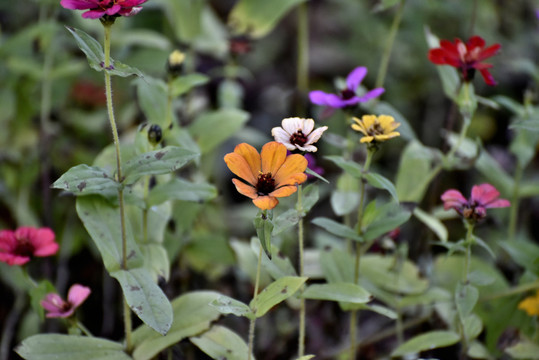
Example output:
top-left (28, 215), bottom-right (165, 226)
top-left (167, 50), bottom-right (185, 77)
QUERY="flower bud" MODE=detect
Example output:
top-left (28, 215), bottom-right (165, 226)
top-left (167, 50), bottom-right (185, 77)
top-left (148, 124), bottom-right (162, 146)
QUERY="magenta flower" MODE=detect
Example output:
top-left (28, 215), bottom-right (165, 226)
top-left (0, 227), bottom-right (58, 266)
top-left (41, 284), bottom-right (91, 318)
top-left (441, 183), bottom-right (510, 221)
top-left (60, 0), bottom-right (147, 19)
top-left (309, 67), bottom-right (384, 108)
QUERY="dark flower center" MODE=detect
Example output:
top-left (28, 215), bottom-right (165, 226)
top-left (290, 130), bottom-right (308, 147)
top-left (367, 122), bottom-right (386, 136)
top-left (256, 173), bottom-right (275, 196)
top-left (340, 88), bottom-right (356, 100)
top-left (461, 202), bottom-right (485, 221)
top-left (461, 65), bottom-right (476, 82)
top-left (14, 236), bottom-right (35, 257)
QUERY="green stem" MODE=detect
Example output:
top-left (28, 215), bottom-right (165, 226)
top-left (375, 0), bottom-right (406, 89)
top-left (350, 147), bottom-right (375, 360)
top-left (103, 22), bottom-right (131, 351)
top-left (248, 243), bottom-right (263, 360)
top-left (480, 279), bottom-right (539, 302)
top-left (463, 222), bottom-right (475, 283)
top-left (297, 185), bottom-right (306, 357)
top-left (75, 320), bottom-right (94, 337)
top-left (296, 1), bottom-right (309, 116)
top-left (508, 162), bottom-right (522, 242)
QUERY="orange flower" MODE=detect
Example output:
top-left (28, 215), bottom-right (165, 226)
top-left (224, 142), bottom-right (308, 210)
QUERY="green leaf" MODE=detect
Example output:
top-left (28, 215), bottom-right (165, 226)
top-left (493, 95), bottom-right (525, 116)
top-left (169, 0), bottom-right (205, 42)
top-left (52, 164), bottom-right (119, 198)
top-left (362, 203), bottom-right (411, 242)
top-left (28, 280), bottom-right (55, 320)
top-left (505, 341), bottom-right (539, 359)
top-left (76, 196), bottom-right (143, 272)
top-left (254, 211), bottom-right (274, 259)
top-left (360, 255), bottom-right (428, 295)
top-left (251, 238), bottom-right (297, 280)
top-left (228, 0), bottom-right (307, 38)
top-left (170, 73), bottom-right (209, 97)
top-left (467, 270), bottom-right (495, 287)
top-left (391, 330), bottom-right (460, 357)
top-left (510, 124), bottom-right (539, 168)
top-left (209, 295), bottom-right (254, 320)
top-left (510, 116), bottom-right (539, 132)
top-left (320, 248), bottom-right (355, 284)
top-left (330, 191), bottom-right (360, 216)
top-left (472, 235), bottom-right (496, 259)
top-left (305, 167), bottom-right (330, 183)
top-left (468, 341), bottom-right (492, 359)
top-left (65, 26), bottom-right (143, 78)
top-left (463, 313), bottom-right (483, 341)
top-left (300, 184), bottom-right (319, 214)
top-left (413, 207), bottom-right (448, 243)
top-left (324, 155), bottom-right (363, 178)
top-left (132, 291), bottom-right (222, 360)
top-left (363, 172), bottom-right (398, 203)
top-left (366, 101), bottom-right (417, 140)
top-left (475, 150), bottom-right (514, 196)
top-left (148, 178), bottom-right (217, 206)
top-left (295, 356), bottom-right (315, 360)
top-left (354, 303), bottom-right (398, 318)
top-left (272, 209), bottom-right (301, 236)
top-left (134, 76), bottom-right (168, 128)
top-left (397, 287), bottom-right (451, 308)
top-left (312, 217), bottom-right (363, 242)
top-left (190, 325), bottom-right (252, 360)
top-left (122, 146), bottom-right (199, 185)
top-left (140, 244), bottom-right (170, 282)
top-left (455, 282), bottom-right (479, 320)
top-left (111, 268), bottom-right (172, 336)
top-left (372, 0), bottom-right (400, 12)
top-left (302, 283), bottom-right (371, 304)
top-left (250, 276), bottom-right (307, 318)
top-left (499, 240), bottom-right (539, 276)
top-left (189, 109), bottom-right (249, 154)
top-left (395, 141), bottom-right (436, 202)
top-left (16, 334), bottom-right (130, 360)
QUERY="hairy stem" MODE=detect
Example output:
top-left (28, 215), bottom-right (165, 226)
top-left (248, 244), bottom-right (264, 360)
top-left (102, 22), bottom-right (131, 351)
top-left (297, 184), bottom-right (306, 357)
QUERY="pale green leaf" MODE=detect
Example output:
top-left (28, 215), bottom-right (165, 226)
top-left (302, 283), bottom-right (371, 304)
top-left (364, 172), bottom-right (399, 203)
top-left (132, 291), bottom-right (222, 360)
top-left (52, 164), bottom-right (119, 198)
top-left (190, 325), bottom-right (252, 360)
top-left (148, 178), bottom-right (217, 206)
top-left (413, 207), bottom-right (448, 243)
top-left (16, 335), bottom-right (130, 360)
top-left (312, 217), bottom-right (363, 242)
top-left (250, 276), bottom-right (307, 317)
top-left (391, 330), bottom-right (460, 357)
top-left (324, 155), bottom-right (363, 178)
top-left (506, 341), bottom-right (539, 359)
top-left (171, 73), bottom-right (209, 97)
top-left (111, 268), bottom-right (172, 336)
top-left (209, 295), bottom-right (254, 320)
top-left (122, 146), bottom-right (199, 185)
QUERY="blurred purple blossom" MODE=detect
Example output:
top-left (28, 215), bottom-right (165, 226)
top-left (309, 67), bottom-right (384, 108)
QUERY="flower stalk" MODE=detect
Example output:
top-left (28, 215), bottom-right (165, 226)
top-left (297, 184), bottom-right (306, 357)
top-left (248, 240), bottom-right (264, 360)
top-left (102, 20), bottom-right (131, 351)
top-left (296, 1), bottom-right (309, 116)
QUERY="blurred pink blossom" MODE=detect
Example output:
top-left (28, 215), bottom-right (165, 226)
top-left (60, 0), bottom-right (147, 19)
top-left (0, 227), bottom-right (58, 266)
top-left (441, 183), bottom-right (510, 221)
top-left (41, 284), bottom-right (91, 318)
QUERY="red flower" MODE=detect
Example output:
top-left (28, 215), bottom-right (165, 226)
top-left (0, 227), bottom-right (58, 266)
top-left (441, 183), bottom-right (510, 221)
top-left (41, 284), bottom-right (91, 318)
top-left (60, 0), bottom-right (147, 19)
top-left (428, 36), bottom-right (501, 86)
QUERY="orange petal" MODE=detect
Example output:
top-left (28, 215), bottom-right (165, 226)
top-left (253, 196), bottom-right (279, 210)
top-left (270, 185), bottom-right (298, 198)
top-left (232, 179), bottom-right (258, 199)
top-left (273, 154), bottom-right (307, 187)
top-left (234, 143), bottom-right (261, 176)
top-left (276, 173), bottom-right (307, 187)
top-left (224, 152), bottom-right (257, 185)
top-left (261, 142), bottom-right (287, 175)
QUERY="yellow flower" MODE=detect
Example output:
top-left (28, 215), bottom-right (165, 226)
top-left (351, 115), bottom-right (400, 143)
top-left (224, 142), bottom-right (308, 210)
top-left (518, 290), bottom-right (539, 316)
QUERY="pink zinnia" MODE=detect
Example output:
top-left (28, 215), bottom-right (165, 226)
top-left (60, 0), bottom-right (147, 19)
top-left (428, 35), bottom-right (501, 86)
top-left (41, 284), bottom-right (91, 318)
top-left (441, 183), bottom-right (510, 221)
top-left (0, 227), bottom-right (58, 266)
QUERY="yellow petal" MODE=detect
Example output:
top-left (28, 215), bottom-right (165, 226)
top-left (351, 123), bottom-right (368, 136)
top-left (234, 143), bottom-right (261, 176)
top-left (231, 179), bottom-right (257, 199)
top-left (270, 185), bottom-right (299, 198)
top-left (261, 142), bottom-right (287, 175)
top-left (273, 154), bottom-right (307, 187)
top-left (224, 153), bottom-right (257, 185)
top-left (253, 196), bottom-right (279, 210)
top-left (361, 115), bottom-right (377, 128)
top-left (360, 136), bottom-right (374, 143)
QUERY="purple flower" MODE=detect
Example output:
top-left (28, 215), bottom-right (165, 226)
top-left (41, 284), bottom-right (91, 318)
top-left (441, 183), bottom-right (510, 221)
top-left (60, 0), bottom-right (147, 19)
top-left (309, 67), bottom-right (384, 108)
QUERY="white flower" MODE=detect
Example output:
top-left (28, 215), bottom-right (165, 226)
top-left (271, 117), bottom-right (328, 152)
